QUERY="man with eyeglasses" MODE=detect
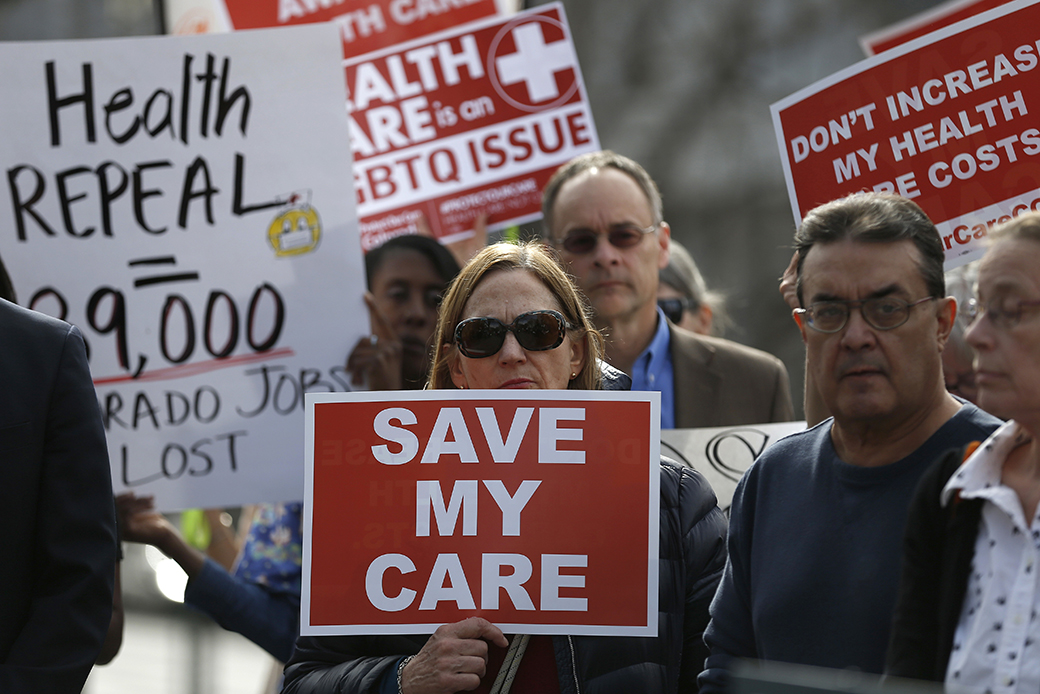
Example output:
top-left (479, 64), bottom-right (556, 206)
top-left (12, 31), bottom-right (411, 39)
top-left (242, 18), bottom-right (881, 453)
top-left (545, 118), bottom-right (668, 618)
top-left (541, 150), bottom-right (794, 428)
top-left (698, 192), bottom-right (1001, 692)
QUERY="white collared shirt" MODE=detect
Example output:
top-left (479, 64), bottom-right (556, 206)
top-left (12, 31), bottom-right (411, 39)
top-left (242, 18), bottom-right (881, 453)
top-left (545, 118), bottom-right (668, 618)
top-left (943, 420), bottom-right (1040, 694)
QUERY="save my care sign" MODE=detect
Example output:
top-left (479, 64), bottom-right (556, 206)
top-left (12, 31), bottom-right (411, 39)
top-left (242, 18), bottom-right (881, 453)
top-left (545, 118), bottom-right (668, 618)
top-left (304, 390), bottom-right (660, 636)
top-left (0, 25), bottom-right (367, 511)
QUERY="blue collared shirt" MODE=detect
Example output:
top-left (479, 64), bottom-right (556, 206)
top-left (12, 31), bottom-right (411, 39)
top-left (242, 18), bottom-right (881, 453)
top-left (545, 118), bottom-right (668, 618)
top-left (630, 306), bottom-right (675, 429)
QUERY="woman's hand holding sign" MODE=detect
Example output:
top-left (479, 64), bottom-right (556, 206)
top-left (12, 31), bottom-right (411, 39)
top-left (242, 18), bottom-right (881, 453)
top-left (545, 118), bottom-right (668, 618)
top-left (400, 617), bottom-right (508, 694)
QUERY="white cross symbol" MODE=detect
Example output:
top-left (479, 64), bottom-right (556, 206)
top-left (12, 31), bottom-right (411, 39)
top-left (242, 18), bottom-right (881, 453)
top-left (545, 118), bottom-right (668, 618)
top-left (494, 22), bottom-right (576, 104)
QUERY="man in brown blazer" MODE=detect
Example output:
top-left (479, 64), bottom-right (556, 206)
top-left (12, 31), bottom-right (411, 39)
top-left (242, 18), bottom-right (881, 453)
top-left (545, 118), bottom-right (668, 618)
top-left (542, 150), bottom-right (794, 428)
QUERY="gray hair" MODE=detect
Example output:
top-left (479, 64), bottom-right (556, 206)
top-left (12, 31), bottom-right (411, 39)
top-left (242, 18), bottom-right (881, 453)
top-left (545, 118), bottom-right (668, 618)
top-left (541, 150), bottom-right (663, 237)
top-left (659, 239), bottom-right (730, 336)
top-left (794, 192), bottom-right (945, 306)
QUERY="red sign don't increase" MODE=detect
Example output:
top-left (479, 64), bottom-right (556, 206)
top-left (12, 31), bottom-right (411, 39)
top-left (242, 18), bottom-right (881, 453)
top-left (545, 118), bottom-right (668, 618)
top-left (303, 391), bottom-right (659, 636)
top-left (773, 0), bottom-right (1040, 268)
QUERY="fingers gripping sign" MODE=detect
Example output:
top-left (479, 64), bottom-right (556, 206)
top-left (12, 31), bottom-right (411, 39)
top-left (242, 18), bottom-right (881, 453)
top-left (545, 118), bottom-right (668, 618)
top-left (401, 617), bottom-right (509, 694)
top-left (346, 291), bottom-right (404, 390)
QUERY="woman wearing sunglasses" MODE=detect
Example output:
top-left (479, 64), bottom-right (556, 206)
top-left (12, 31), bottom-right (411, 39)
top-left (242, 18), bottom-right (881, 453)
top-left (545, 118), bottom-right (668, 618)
top-left (283, 242), bottom-right (726, 694)
top-left (886, 212), bottom-right (1040, 692)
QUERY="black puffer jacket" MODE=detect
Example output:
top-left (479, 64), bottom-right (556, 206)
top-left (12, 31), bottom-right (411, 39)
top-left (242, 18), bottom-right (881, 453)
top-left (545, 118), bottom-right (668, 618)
top-left (283, 459), bottom-right (726, 694)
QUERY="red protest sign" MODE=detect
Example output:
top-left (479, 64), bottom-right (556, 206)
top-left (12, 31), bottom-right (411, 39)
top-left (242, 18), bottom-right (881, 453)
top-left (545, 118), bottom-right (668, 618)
top-left (347, 3), bottom-right (600, 249)
top-left (773, 0), bottom-right (1040, 268)
top-left (860, 0), bottom-right (1012, 57)
top-left (218, 0), bottom-right (499, 58)
top-left (303, 391), bottom-right (659, 636)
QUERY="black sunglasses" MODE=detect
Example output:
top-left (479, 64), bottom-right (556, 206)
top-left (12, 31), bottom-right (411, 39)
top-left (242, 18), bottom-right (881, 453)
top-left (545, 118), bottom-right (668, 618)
top-left (658, 297), bottom-right (695, 324)
top-left (454, 310), bottom-right (573, 358)
top-left (558, 223), bottom-right (656, 254)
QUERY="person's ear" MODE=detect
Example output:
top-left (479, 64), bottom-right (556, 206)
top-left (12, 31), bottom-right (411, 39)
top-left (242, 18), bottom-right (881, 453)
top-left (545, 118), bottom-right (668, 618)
top-left (568, 334), bottom-right (587, 383)
top-left (657, 222), bottom-right (671, 270)
top-left (689, 304), bottom-right (714, 335)
top-left (446, 344), bottom-right (468, 389)
top-left (934, 296), bottom-right (957, 352)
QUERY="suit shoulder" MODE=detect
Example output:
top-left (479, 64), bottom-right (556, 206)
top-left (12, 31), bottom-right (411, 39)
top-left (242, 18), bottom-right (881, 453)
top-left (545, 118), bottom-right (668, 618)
top-left (0, 300), bottom-right (83, 374)
top-left (670, 326), bottom-right (786, 373)
top-left (955, 402), bottom-right (1002, 438)
top-left (0, 299), bottom-right (76, 341)
top-left (700, 334), bottom-right (787, 372)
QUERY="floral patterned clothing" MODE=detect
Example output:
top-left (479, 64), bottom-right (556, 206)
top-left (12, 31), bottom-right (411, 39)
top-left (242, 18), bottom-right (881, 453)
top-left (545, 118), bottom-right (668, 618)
top-left (184, 501), bottom-right (303, 662)
top-left (234, 502), bottom-right (304, 596)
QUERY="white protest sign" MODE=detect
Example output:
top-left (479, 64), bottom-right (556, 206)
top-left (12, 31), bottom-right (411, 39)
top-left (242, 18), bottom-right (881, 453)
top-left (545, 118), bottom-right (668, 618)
top-left (661, 421), bottom-right (807, 510)
top-left (0, 25), bottom-right (366, 511)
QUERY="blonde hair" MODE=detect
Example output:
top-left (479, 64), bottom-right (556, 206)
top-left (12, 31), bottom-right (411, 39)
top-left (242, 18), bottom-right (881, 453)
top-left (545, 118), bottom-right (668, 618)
top-left (428, 242), bottom-right (605, 390)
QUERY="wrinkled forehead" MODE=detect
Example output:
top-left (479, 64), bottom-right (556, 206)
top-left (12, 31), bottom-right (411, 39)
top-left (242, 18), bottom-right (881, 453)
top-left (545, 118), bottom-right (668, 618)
top-left (799, 238), bottom-right (927, 300)
top-left (371, 247), bottom-right (446, 288)
top-left (977, 237), bottom-right (1040, 297)
top-left (551, 167), bottom-right (655, 233)
top-left (462, 268), bottom-right (563, 318)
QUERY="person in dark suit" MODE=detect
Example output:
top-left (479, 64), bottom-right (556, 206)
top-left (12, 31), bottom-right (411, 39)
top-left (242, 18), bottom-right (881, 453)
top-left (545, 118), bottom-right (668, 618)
top-left (0, 260), bottom-right (117, 692)
top-left (541, 150), bottom-right (794, 428)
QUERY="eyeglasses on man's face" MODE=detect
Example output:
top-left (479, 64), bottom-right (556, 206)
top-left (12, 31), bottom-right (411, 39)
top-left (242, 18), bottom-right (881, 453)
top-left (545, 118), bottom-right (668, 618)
top-left (794, 296), bottom-right (935, 333)
top-left (453, 310), bottom-right (574, 359)
top-left (556, 223), bottom-right (657, 255)
top-left (967, 297), bottom-right (1040, 331)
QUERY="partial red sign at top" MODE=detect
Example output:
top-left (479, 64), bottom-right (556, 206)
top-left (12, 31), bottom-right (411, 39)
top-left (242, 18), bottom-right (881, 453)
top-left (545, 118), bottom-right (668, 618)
top-left (860, 0), bottom-right (1012, 56)
top-left (219, 0), bottom-right (499, 58)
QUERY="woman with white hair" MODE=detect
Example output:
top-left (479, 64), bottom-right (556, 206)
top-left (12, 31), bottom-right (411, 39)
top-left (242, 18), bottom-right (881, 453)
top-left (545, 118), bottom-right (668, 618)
top-left (657, 240), bottom-right (728, 336)
top-left (887, 211), bottom-right (1040, 692)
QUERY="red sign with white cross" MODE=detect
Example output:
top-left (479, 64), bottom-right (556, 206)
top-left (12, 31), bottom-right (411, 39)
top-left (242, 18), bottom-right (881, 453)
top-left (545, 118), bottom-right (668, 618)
top-left (773, 0), bottom-right (1040, 269)
top-left (302, 390), bottom-right (660, 636)
top-left (346, 3), bottom-right (600, 249)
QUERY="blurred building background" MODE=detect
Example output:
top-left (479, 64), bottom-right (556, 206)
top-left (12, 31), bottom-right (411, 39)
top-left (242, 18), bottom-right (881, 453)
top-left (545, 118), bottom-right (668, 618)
top-left (0, 0), bottom-right (946, 691)
top-left (544, 0), bottom-right (943, 415)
